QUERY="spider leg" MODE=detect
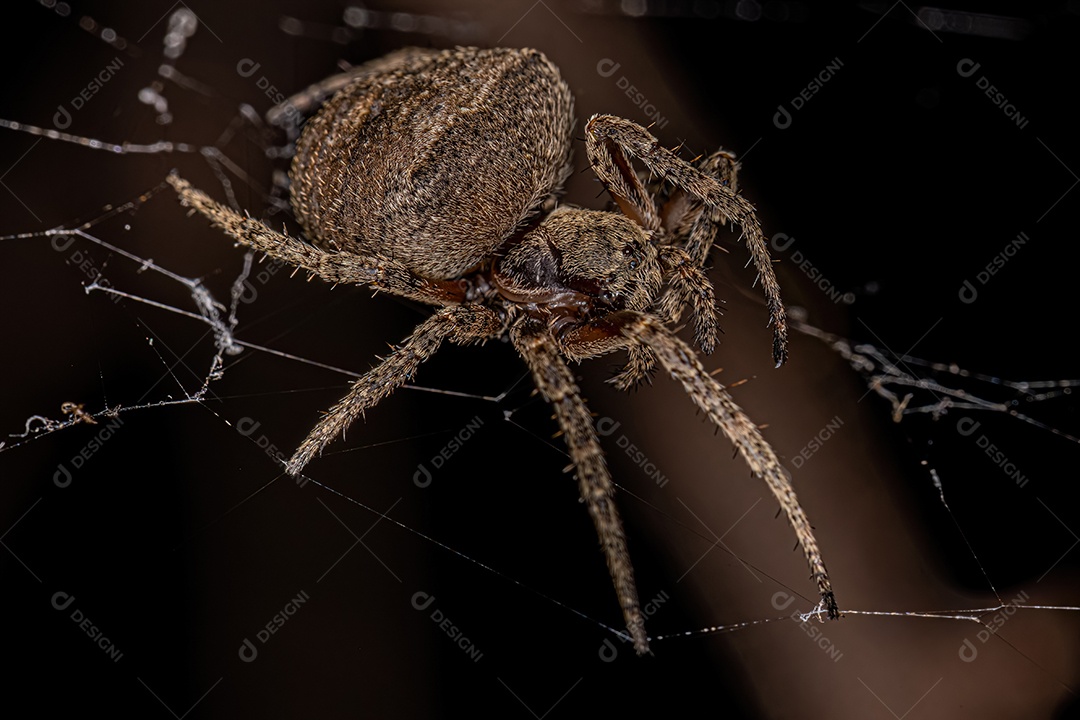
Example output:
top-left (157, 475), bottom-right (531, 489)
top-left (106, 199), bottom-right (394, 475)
top-left (651, 151), bottom-right (737, 354)
top-left (660, 149), bottom-right (740, 265)
top-left (287, 305), bottom-right (502, 476)
top-left (602, 240), bottom-right (720, 390)
top-left (585, 115), bottom-right (788, 367)
top-left (604, 231), bottom-right (721, 390)
top-left (510, 316), bottom-right (650, 655)
top-left (169, 174), bottom-right (467, 307)
top-left (657, 245), bottom-right (720, 355)
top-left (582, 125), bottom-right (724, 381)
top-left (564, 311), bottom-right (838, 620)
top-left (608, 344), bottom-right (657, 391)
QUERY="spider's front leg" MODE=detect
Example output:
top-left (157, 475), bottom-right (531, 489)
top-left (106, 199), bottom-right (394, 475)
top-left (563, 312), bottom-right (838, 620)
top-left (659, 149), bottom-right (741, 266)
top-left (585, 115), bottom-right (788, 367)
top-left (652, 150), bottom-right (741, 347)
top-left (510, 316), bottom-right (650, 655)
top-left (169, 174), bottom-right (466, 307)
top-left (607, 246), bottom-right (718, 391)
top-left (169, 173), bottom-right (505, 474)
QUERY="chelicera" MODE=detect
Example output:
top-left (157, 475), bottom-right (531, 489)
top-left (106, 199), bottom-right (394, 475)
top-left (169, 45), bottom-right (838, 654)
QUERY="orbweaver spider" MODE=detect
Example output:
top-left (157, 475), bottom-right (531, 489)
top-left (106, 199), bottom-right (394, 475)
top-left (169, 45), bottom-right (838, 654)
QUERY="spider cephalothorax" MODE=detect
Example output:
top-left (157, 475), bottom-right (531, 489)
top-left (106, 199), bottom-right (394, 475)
top-left (493, 207), bottom-right (662, 320)
top-left (169, 45), bottom-right (837, 655)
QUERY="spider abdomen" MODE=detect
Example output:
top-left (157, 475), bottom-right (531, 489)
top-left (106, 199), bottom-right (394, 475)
top-left (289, 46), bottom-right (575, 280)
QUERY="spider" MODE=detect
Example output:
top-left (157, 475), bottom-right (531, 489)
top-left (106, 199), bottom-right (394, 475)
top-left (168, 45), bottom-right (838, 655)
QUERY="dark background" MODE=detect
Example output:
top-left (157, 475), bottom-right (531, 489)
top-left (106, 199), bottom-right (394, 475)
top-left (1, 1), bottom-right (1078, 717)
